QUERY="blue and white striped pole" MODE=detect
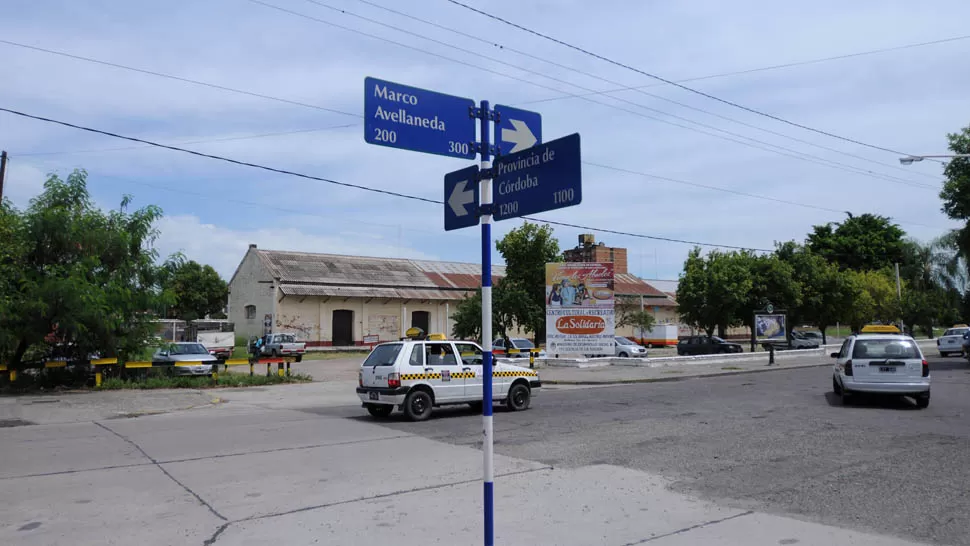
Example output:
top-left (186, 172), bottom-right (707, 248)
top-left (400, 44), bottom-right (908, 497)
top-left (478, 99), bottom-right (495, 546)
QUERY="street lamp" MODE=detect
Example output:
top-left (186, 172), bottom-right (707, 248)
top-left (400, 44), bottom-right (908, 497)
top-left (899, 154), bottom-right (970, 165)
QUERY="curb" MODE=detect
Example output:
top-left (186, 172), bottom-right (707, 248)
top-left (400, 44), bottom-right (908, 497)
top-left (543, 362), bottom-right (831, 386)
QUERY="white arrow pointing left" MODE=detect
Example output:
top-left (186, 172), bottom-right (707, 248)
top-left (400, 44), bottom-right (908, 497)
top-left (502, 119), bottom-right (537, 153)
top-left (448, 180), bottom-right (475, 217)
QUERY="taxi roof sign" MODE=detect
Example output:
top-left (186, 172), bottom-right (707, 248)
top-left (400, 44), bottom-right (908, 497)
top-left (860, 324), bottom-right (901, 334)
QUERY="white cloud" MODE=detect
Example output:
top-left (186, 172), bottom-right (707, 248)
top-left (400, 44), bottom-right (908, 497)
top-left (154, 214), bottom-right (440, 280)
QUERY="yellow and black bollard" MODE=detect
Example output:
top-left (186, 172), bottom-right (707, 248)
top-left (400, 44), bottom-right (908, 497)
top-left (10, 369), bottom-right (17, 382)
top-left (277, 362), bottom-right (284, 377)
top-left (266, 362), bottom-right (271, 377)
top-left (212, 364), bottom-right (219, 382)
top-left (250, 361), bottom-right (255, 377)
top-left (95, 365), bottom-right (103, 388)
top-left (285, 361), bottom-right (291, 377)
top-left (529, 350), bottom-right (536, 369)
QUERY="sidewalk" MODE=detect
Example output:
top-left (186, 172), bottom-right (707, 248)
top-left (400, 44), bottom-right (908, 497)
top-left (539, 354), bottom-right (828, 384)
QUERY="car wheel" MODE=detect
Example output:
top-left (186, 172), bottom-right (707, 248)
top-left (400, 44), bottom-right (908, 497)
top-left (832, 376), bottom-right (842, 396)
top-left (915, 393), bottom-right (930, 409)
top-left (468, 401), bottom-right (483, 413)
top-left (295, 355), bottom-right (303, 363)
top-left (506, 383), bottom-right (531, 411)
top-left (940, 352), bottom-right (948, 358)
top-left (366, 404), bottom-right (393, 418)
top-left (618, 352), bottom-right (629, 358)
top-left (840, 387), bottom-right (852, 406)
top-left (404, 390), bottom-right (433, 421)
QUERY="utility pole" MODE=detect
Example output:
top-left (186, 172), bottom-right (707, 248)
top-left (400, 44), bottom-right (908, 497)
top-left (895, 262), bottom-right (904, 334)
top-left (0, 151), bottom-right (8, 201)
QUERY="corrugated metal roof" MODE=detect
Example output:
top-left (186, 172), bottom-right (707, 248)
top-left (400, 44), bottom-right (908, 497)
top-left (279, 284), bottom-right (471, 301)
top-left (255, 249), bottom-right (669, 299)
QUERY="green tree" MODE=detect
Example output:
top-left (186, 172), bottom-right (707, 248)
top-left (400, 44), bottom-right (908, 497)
top-left (449, 284), bottom-right (520, 342)
top-left (0, 170), bottom-right (167, 368)
top-left (844, 269), bottom-right (900, 332)
top-left (807, 213), bottom-right (906, 272)
top-left (676, 248), bottom-right (751, 337)
top-left (776, 242), bottom-right (861, 344)
top-left (737, 252), bottom-right (801, 350)
top-left (159, 255), bottom-right (228, 320)
top-left (938, 123), bottom-right (970, 262)
top-left (616, 299), bottom-right (656, 341)
top-left (494, 222), bottom-right (561, 341)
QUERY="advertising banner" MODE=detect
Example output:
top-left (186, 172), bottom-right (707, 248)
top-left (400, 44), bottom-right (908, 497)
top-left (545, 263), bottom-right (615, 354)
top-left (755, 313), bottom-right (787, 340)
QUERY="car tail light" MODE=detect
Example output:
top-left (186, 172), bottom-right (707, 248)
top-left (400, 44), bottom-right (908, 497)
top-left (358, 371), bottom-right (363, 387)
top-left (387, 372), bottom-right (401, 388)
top-left (843, 359), bottom-right (853, 376)
top-left (922, 360), bottom-right (929, 377)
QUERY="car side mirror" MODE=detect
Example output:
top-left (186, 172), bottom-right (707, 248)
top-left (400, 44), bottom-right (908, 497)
top-left (159, 351), bottom-right (169, 357)
top-left (830, 352), bottom-right (839, 358)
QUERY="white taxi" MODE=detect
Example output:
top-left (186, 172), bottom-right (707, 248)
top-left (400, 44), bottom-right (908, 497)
top-left (936, 325), bottom-right (969, 357)
top-left (831, 332), bottom-right (930, 408)
top-left (356, 339), bottom-right (540, 421)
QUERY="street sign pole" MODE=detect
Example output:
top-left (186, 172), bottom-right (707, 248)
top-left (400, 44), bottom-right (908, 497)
top-left (477, 99), bottom-right (495, 546)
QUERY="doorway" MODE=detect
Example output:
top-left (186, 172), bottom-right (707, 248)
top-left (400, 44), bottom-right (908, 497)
top-left (332, 310), bottom-right (354, 346)
top-left (411, 311), bottom-right (430, 334)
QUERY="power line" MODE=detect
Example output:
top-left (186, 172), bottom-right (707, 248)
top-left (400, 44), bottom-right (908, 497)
top-left (257, 0), bottom-right (935, 190)
top-left (1, 21), bottom-right (934, 189)
top-left (14, 124), bottom-right (357, 157)
top-left (520, 33), bottom-right (970, 99)
top-left (443, 0), bottom-right (947, 164)
top-left (0, 39), bottom-right (360, 119)
top-left (353, 0), bottom-right (945, 183)
top-left (0, 106), bottom-right (775, 252)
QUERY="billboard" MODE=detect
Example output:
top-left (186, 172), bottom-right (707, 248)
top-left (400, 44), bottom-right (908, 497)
top-left (545, 263), bottom-right (615, 355)
top-left (755, 313), bottom-right (787, 340)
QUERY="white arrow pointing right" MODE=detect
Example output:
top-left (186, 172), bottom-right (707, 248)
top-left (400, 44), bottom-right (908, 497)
top-left (502, 119), bottom-right (538, 153)
top-left (448, 180), bottom-right (475, 217)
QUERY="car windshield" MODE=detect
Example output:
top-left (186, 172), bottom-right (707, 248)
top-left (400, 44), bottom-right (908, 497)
top-left (511, 338), bottom-right (535, 349)
top-left (362, 344), bottom-right (403, 366)
top-left (170, 343), bottom-right (208, 355)
top-left (712, 336), bottom-right (726, 343)
top-left (615, 337), bottom-right (636, 345)
top-left (852, 339), bottom-right (920, 359)
top-left (943, 328), bottom-right (969, 337)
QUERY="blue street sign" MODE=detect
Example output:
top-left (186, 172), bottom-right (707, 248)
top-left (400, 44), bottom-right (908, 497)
top-left (364, 77), bottom-right (477, 159)
top-left (492, 133), bottom-right (581, 221)
top-left (444, 165), bottom-right (481, 231)
top-left (494, 104), bottom-right (541, 156)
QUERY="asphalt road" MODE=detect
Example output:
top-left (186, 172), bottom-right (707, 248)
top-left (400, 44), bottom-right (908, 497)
top-left (320, 355), bottom-right (970, 545)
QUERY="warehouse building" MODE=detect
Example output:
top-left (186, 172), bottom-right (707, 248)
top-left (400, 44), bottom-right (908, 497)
top-left (228, 244), bottom-right (676, 346)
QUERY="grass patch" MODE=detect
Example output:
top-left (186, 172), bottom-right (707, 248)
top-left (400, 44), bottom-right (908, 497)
top-left (100, 372), bottom-right (312, 390)
top-left (721, 366), bottom-right (743, 370)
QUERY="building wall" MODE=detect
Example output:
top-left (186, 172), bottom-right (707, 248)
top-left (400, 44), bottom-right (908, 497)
top-left (562, 245), bottom-right (628, 274)
top-left (228, 249), bottom-right (276, 341)
top-left (273, 296), bottom-right (465, 345)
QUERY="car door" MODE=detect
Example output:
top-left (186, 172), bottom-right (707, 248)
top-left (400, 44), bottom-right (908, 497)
top-left (834, 338), bottom-right (851, 378)
top-left (455, 342), bottom-right (484, 400)
top-left (698, 337), bottom-right (714, 355)
top-left (850, 337), bottom-right (924, 383)
top-left (492, 338), bottom-right (505, 357)
top-left (421, 341), bottom-right (464, 401)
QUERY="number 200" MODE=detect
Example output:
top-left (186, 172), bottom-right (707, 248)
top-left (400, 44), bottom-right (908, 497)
top-left (373, 128), bottom-right (397, 143)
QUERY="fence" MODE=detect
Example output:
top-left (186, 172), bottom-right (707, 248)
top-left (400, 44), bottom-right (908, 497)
top-left (1, 356), bottom-right (300, 387)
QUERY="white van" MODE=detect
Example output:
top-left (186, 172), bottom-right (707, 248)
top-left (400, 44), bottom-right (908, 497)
top-left (831, 333), bottom-right (930, 408)
top-left (357, 340), bottom-right (540, 421)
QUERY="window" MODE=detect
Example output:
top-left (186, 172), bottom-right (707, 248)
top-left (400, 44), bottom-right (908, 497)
top-left (493, 339), bottom-right (505, 349)
top-left (454, 343), bottom-right (483, 365)
top-left (838, 339), bottom-right (851, 359)
top-left (362, 344), bottom-right (402, 367)
top-left (510, 338), bottom-right (535, 349)
top-left (245, 305), bottom-right (256, 319)
top-left (852, 339), bottom-right (919, 359)
top-left (425, 342), bottom-right (458, 366)
top-left (408, 345), bottom-right (425, 367)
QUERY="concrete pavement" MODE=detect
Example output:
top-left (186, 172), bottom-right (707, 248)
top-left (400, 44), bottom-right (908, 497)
top-left (2, 366), bottom-right (949, 545)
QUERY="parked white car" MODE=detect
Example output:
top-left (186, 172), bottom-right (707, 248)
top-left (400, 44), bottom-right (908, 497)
top-left (614, 336), bottom-right (647, 357)
top-left (936, 327), bottom-right (969, 357)
top-left (831, 333), bottom-right (930, 408)
top-left (357, 339), bottom-right (540, 421)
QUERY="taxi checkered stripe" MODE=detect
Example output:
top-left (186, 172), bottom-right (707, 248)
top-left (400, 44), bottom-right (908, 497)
top-left (398, 371), bottom-right (536, 381)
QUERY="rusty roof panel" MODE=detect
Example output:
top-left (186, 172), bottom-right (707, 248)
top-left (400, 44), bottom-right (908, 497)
top-left (279, 284), bottom-right (472, 301)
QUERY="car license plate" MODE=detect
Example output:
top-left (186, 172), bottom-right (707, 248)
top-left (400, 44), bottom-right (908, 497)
top-left (879, 366), bottom-right (895, 373)
top-left (368, 391), bottom-right (379, 400)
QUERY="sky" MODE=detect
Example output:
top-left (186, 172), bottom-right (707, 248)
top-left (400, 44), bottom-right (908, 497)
top-left (2, 0), bottom-right (968, 282)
